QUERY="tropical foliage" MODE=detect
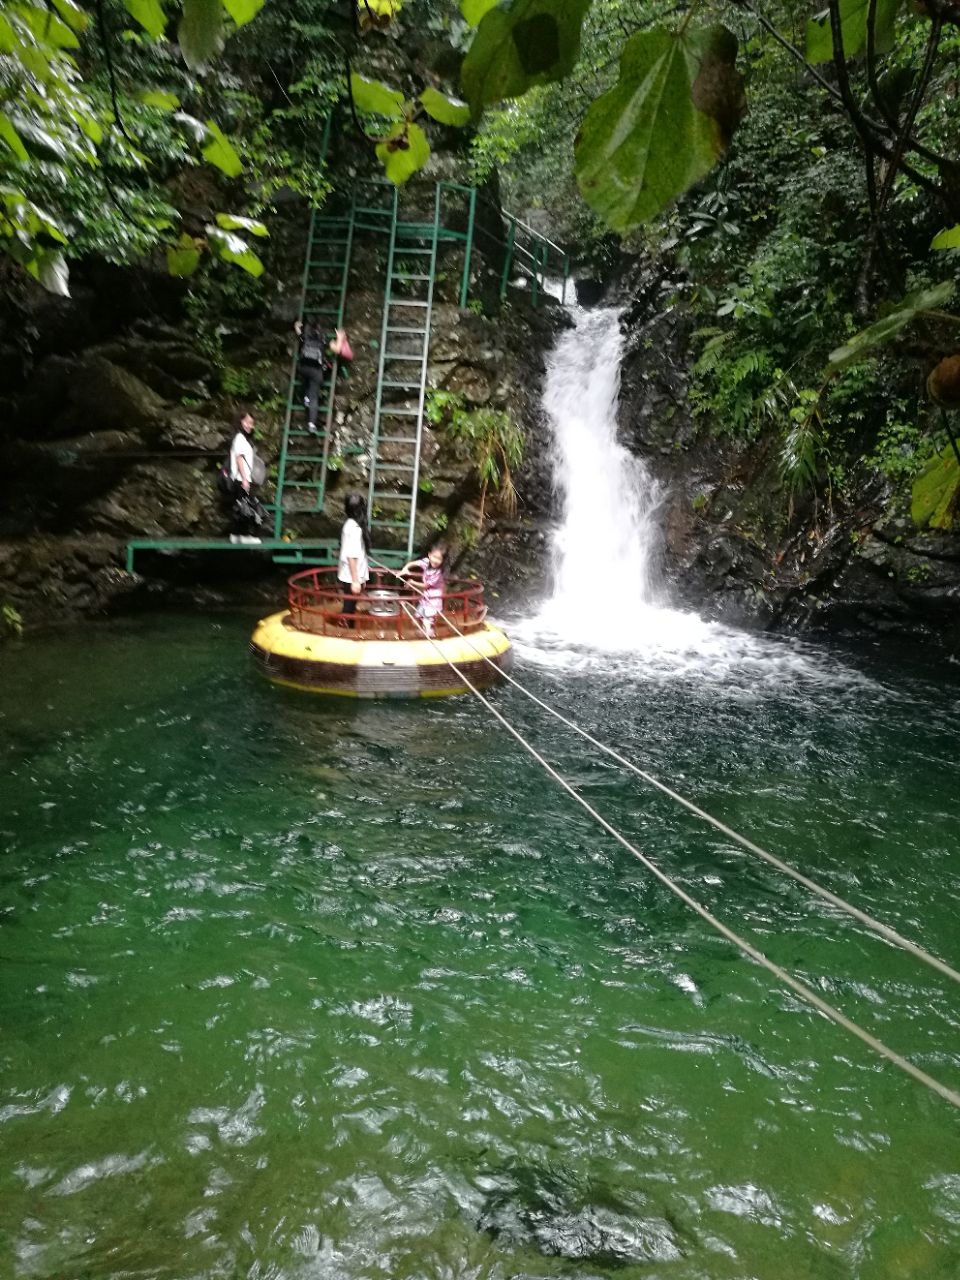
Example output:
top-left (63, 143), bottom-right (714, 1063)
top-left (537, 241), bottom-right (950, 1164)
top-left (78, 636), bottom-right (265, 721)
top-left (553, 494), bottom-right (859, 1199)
top-left (3, 0), bottom-right (960, 529)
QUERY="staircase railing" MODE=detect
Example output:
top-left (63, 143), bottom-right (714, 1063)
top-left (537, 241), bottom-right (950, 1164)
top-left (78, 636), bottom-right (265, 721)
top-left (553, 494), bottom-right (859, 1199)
top-left (499, 212), bottom-right (570, 306)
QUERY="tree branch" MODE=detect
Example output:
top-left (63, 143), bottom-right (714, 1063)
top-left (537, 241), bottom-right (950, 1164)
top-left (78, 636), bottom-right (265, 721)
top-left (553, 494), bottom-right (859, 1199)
top-left (94, 0), bottom-right (135, 145)
top-left (878, 13), bottom-right (943, 209)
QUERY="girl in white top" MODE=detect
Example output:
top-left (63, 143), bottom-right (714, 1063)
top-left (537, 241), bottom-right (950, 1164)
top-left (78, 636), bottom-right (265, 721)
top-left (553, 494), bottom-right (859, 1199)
top-left (338, 493), bottom-right (370, 625)
top-left (227, 411), bottom-right (264, 544)
top-left (229, 411), bottom-right (256, 489)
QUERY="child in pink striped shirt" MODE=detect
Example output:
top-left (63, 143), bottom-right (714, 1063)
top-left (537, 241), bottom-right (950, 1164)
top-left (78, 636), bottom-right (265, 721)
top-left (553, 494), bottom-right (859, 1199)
top-left (399, 545), bottom-right (446, 637)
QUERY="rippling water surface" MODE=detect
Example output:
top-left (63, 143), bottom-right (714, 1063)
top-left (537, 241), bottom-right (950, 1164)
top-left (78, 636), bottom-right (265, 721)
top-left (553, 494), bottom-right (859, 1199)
top-left (2, 611), bottom-right (960, 1280)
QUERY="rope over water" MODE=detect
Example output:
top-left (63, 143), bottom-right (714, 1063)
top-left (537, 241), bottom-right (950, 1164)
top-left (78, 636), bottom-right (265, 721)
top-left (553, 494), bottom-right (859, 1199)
top-left (390, 586), bottom-right (960, 1111)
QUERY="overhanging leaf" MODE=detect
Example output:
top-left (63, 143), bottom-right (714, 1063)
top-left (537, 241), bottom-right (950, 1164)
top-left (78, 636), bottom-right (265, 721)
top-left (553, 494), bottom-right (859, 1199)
top-left (207, 225), bottom-right (263, 276)
top-left (575, 25), bottom-right (745, 233)
top-left (461, 0), bottom-right (499, 25)
top-left (461, 0), bottom-right (592, 117)
top-left (124, 0), bottom-right (166, 40)
top-left (221, 0), bottom-right (264, 26)
top-left (806, 0), bottom-right (900, 65)
top-left (167, 232), bottom-right (201, 277)
top-left (140, 88), bottom-right (180, 110)
top-left (178, 0), bottom-right (222, 68)
top-left (912, 443), bottom-right (960, 530)
top-left (932, 225), bottom-right (960, 251)
top-left (828, 282), bottom-right (955, 369)
top-left (25, 248), bottom-right (70, 296)
top-left (375, 122), bottom-right (430, 184)
top-left (13, 4), bottom-right (80, 48)
top-left (50, 0), bottom-right (89, 32)
top-left (0, 114), bottom-right (29, 164)
top-left (357, 0), bottom-right (401, 30)
top-left (201, 120), bottom-right (242, 177)
top-left (73, 112), bottom-right (103, 144)
top-left (215, 211), bottom-right (268, 236)
top-left (349, 72), bottom-right (406, 118)
top-left (419, 86), bottom-right (471, 126)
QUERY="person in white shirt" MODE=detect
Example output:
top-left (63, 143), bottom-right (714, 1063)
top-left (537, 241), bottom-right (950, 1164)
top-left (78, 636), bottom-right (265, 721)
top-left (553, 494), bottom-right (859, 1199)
top-left (337, 492), bottom-right (370, 626)
top-left (227, 411), bottom-right (265, 544)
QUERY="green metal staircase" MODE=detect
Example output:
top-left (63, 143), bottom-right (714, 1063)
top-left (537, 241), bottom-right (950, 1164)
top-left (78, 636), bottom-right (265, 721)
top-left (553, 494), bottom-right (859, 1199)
top-left (124, 176), bottom-right (576, 577)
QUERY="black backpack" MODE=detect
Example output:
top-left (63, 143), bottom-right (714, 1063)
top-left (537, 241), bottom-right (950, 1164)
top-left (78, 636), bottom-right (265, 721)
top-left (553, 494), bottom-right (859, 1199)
top-left (216, 437), bottom-right (237, 495)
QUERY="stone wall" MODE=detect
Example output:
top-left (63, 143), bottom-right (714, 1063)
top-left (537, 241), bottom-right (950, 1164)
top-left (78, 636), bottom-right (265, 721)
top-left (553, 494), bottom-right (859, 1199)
top-left (612, 256), bottom-right (960, 649)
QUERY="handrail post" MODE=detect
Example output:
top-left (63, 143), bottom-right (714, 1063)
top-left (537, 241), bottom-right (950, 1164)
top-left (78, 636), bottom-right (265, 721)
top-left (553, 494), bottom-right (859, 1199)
top-left (530, 240), bottom-right (541, 308)
top-left (499, 218), bottom-right (516, 301)
top-left (561, 254), bottom-right (570, 305)
top-left (460, 186), bottom-right (476, 309)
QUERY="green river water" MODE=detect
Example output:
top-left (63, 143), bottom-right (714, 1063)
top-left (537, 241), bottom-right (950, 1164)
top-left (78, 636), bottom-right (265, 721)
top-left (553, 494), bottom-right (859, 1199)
top-left (1, 610), bottom-right (959, 1280)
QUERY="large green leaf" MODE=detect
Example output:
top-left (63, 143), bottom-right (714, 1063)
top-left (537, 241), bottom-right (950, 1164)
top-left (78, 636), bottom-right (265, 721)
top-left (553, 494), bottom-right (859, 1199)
top-left (25, 248), bottom-right (70, 296)
top-left (215, 211), bottom-right (268, 236)
top-left (461, 0), bottom-right (592, 117)
top-left (140, 88), bottom-right (180, 110)
top-left (201, 119), bottom-right (242, 176)
top-left (806, 0), bottom-right (900, 65)
top-left (0, 114), bottom-right (29, 163)
top-left (50, 0), bottom-right (89, 32)
top-left (207, 225), bottom-right (263, 276)
top-left (419, 86), bottom-right (471, 126)
top-left (221, 0), bottom-right (264, 26)
top-left (0, 14), bottom-right (14, 50)
top-left (461, 0), bottom-right (499, 25)
top-left (167, 232), bottom-right (201, 277)
top-left (912, 443), bottom-right (960, 530)
top-left (349, 72), bottom-right (406, 118)
top-left (178, 0), bottom-right (222, 68)
top-left (12, 3), bottom-right (80, 48)
top-left (124, 0), bottom-right (166, 40)
top-left (932, 225), bottom-right (960, 251)
top-left (375, 122), bottom-right (430, 184)
top-left (575, 25), bottom-right (745, 233)
top-left (828, 282), bottom-right (955, 369)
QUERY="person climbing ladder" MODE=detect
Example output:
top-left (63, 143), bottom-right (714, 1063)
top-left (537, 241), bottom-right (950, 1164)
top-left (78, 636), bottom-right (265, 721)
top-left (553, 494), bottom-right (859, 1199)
top-left (293, 320), bottom-right (353, 433)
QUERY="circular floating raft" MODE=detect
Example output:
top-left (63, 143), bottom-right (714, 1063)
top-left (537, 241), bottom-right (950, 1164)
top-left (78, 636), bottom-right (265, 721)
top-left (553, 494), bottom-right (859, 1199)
top-left (250, 568), bottom-right (512, 698)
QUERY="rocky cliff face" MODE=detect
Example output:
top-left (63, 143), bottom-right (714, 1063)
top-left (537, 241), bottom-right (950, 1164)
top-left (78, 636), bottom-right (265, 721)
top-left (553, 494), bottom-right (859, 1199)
top-left (6, 219), bottom-right (956, 650)
top-left (0, 210), bottom-right (567, 628)
top-left (613, 257), bottom-right (960, 651)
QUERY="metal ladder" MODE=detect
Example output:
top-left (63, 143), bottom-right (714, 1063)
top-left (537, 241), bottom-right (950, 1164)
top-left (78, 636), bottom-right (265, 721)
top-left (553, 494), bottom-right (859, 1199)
top-left (272, 198), bottom-right (356, 536)
top-left (366, 185), bottom-right (442, 562)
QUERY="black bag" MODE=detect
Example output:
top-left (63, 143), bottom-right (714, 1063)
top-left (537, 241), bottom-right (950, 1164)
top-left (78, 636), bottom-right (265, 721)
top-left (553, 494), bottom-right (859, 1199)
top-left (301, 336), bottom-right (325, 365)
top-left (234, 489), bottom-right (266, 528)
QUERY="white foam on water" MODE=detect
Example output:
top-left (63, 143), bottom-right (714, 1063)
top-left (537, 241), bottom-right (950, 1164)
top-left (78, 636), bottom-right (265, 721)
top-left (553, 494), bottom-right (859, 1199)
top-left (517, 304), bottom-right (869, 692)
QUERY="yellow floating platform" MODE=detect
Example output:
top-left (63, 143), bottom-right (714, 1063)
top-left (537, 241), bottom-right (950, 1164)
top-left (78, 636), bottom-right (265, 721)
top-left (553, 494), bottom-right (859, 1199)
top-left (250, 610), bottom-right (512, 698)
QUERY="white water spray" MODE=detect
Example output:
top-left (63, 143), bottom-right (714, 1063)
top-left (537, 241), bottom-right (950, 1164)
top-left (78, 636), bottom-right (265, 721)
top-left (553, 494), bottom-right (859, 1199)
top-left (516, 301), bottom-right (868, 688)
top-left (543, 307), bottom-right (663, 612)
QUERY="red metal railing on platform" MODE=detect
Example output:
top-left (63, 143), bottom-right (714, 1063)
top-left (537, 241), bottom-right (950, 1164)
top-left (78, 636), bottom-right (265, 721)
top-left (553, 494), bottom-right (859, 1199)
top-left (286, 567), bottom-right (487, 640)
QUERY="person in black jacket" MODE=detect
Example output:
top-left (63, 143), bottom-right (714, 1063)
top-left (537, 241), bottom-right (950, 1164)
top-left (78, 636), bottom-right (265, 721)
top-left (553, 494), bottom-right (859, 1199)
top-left (293, 321), bottom-right (353, 433)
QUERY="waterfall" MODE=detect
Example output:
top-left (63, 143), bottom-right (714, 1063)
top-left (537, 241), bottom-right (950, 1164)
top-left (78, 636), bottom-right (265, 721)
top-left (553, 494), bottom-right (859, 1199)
top-left (544, 307), bottom-right (662, 605)
top-left (514, 296), bottom-right (863, 685)
top-left (532, 305), bottom-right (678, 647)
